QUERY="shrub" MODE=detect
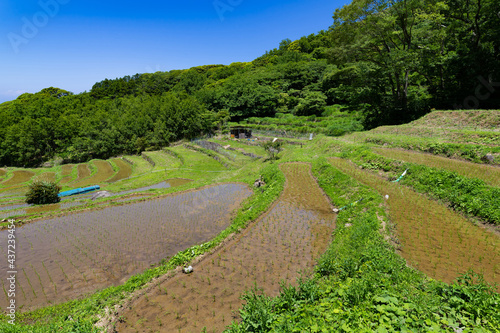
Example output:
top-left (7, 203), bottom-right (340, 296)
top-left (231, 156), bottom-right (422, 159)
top-left (25, 180), bottom-right (61, 205)
top-left (262, 140), bottom-right (284, 161)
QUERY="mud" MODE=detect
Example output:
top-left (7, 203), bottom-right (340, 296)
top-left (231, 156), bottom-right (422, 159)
top-left (72, 161), bottom-right (115, 188)
top-left (74, 164), bottom-right (91, 183)
top-left (107, 159), bottom-right (133, 183)
top-left (0, 183), bottom-right (251, 312)
top-left (114, 163), bottom-right (336, 333)
top-left (36, 172), bottom-right (56, 183)
top-left (59, 165), bottom-right (75, 184)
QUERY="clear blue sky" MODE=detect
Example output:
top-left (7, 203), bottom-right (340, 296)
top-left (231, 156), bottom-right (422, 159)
top-left (0, 0), bottom-right (347, 103)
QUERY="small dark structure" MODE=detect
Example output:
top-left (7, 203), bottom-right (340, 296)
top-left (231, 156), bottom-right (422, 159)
top-left (230, 127), bottom-right (252, 139)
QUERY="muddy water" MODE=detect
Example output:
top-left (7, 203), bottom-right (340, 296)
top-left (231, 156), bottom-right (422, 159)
top-left (115, 163), bottom-right (335, 333)
top-left (0, 183), bottom-right (251, 311)
top-left (329, 157), bottom-right (500, 288)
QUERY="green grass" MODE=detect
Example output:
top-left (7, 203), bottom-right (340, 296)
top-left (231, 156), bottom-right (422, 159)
top-left (345, 131), bottom-right (500, 165)
top-left (334, 143), bottom-right (500, 225)
top-left (374, 148), bottom-right (500, 187)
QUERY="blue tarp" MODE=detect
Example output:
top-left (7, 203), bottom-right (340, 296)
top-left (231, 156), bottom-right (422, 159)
top-left (58, 185), bottom-right (100, 197)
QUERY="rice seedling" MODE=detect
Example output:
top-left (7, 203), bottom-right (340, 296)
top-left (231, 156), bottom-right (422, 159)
top-left (113, 163), bottom-right (335, 332)
top-left (0, 182), bottom-right (252, 311)
top-left (107, 158), bottom-right (133, 183)
top-left (1, 170), bottom-right (35, 187)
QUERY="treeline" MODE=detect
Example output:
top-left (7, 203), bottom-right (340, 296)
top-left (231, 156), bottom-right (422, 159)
top-left (0, 88), bottom-right (212, 166)
top-left (1, 0), bottom-right (498, 167)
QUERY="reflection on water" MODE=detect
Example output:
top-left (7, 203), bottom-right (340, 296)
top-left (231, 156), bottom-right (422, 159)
top-left (0, 183), bottom-right (251, 311)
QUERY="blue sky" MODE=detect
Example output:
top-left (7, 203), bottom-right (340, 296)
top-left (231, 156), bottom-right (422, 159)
top-left (0, 0), bottom-right (347, 103)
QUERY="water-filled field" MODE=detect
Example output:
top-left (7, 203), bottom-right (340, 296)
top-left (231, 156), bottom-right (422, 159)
top-left (0, 171), bottom-right (34, 187)
top-left (0, 183), bottom-right (251, 311)
top-left (107, 158), bottom-right (133, 183)
top-left (115, 163), bottom-right (336, 332)
top-left (374, 148), bottom-right (500, 187)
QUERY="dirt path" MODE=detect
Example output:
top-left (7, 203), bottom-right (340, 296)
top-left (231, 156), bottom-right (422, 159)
top-left (114, 163), bottom-right (336, 333)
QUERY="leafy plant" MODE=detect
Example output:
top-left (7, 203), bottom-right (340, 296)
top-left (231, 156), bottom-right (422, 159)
top-left (262, 140), bottom-right (284, 162)
top-left (25, 180), bottom-right (61, 205)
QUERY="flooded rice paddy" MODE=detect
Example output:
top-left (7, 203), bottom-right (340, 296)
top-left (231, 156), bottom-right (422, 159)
top-left (107, 158), bottom-right (133, 183)
top-left (0, 202), bottom-right (86, 220)
top-left (0, 183), bottom-right (251, 311)
top-left (0, 171), bottom-right (34, 187)
top-left (329, 157), bottom-right (500, 288)
top-left (115, 163), bottom-right (336, 333)
top-left (374, 148), bottom-right (500, 187)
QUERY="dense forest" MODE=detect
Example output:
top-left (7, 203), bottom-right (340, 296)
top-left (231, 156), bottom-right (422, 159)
top-left (1, 0), bottom-right (498, 167)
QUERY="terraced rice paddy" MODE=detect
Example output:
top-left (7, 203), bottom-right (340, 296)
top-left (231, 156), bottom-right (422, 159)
top-left (0, 183), bottom-right (251, 311)
top-left (114, 179), bottom-right (193, 196)
top-left (115, 163), bottom-right (336, 333)
top-left (374, 148), bottom-right (500, 187)
top-left (107, 158), bottom-right (133, 183)
top-left (0, 186), bottom-right (27, 197)
top-left (59, 165), bottom-right (75, 184)
top-left (0, 203), bottom-right (28, 212)
top-left (36, 172), bottom-right (56, 183)
top-left (329, 157), bottom-right (500, 287)
top-left (71, 160), bottom-right (115, 188)
top-left (0, 169), bottom-right (6, 179)
top-left (75, 164), bottom-right (91, 182)
top-left (0, 170), bottom-right (34, 187)
top-left (143, 151), bottom-right (182, 169)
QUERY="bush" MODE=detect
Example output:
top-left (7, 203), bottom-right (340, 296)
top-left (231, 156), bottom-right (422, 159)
top-left (262, 140), bottom-right (284, 161)
top-left (25, 181), bottom-right (61, 205)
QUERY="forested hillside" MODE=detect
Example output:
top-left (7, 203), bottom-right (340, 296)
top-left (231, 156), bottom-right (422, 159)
top-left (1, 0), bottom-right (498, 167)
